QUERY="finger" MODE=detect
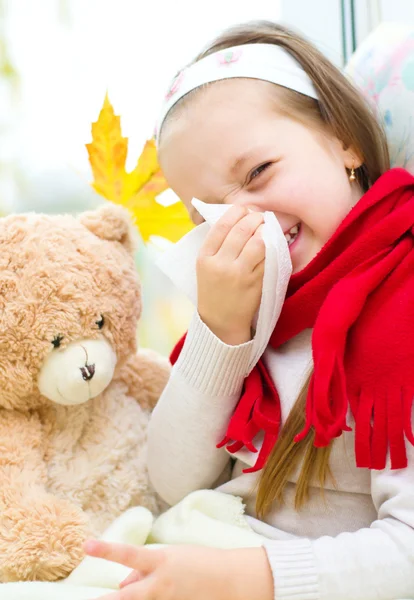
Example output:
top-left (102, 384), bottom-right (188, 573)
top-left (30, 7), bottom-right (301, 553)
top-left (96, 576), bottom-right (155, 600)
top-left (218, 212), bottom-right (264, 261)
top-left (84, 540), bottom-right (161, 574)
top-left (118, 577), bottom-right (155, 600)
top-left (238, 226), bottom-right (266, 270)
top-left (201, 205), bottom-right (248, 256)
top-left (120, 569), bottom-right (143, 588)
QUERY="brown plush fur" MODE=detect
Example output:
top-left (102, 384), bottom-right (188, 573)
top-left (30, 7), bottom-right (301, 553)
top-left (0, 205), bottom-right (170, 582)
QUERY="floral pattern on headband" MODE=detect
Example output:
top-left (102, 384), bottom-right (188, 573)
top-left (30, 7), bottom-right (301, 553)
top-left (217, 49), bottom-right (242, 67)
top-left (165, 70), bottom-right (185, 100)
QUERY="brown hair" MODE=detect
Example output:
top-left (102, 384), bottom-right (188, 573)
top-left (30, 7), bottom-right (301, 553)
top-left (162, 21), bottom-right (390, 516)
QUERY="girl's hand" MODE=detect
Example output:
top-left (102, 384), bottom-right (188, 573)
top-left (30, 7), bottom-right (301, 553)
top-left (84, 541), bottom-right (273, 600)
top-left (196, 206), bottom-right (265, 345)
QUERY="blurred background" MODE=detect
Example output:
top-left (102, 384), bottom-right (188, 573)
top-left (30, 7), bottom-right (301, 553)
top-left (0, 0), bottom-right (413, 355)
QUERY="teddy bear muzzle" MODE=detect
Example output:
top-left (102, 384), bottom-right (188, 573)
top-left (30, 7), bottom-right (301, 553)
top-left (37, 338), bottom-right (117, 405)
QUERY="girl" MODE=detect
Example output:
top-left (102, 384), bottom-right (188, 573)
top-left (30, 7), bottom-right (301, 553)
top-left (85, 21), bottom-right (414, 600)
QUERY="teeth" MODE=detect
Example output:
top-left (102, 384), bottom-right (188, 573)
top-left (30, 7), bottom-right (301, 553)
top-left (284, 224), bottom-right (300, 247)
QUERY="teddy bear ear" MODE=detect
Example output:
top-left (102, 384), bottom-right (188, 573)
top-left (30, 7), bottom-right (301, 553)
top-left (79, 204), bottom-right (137, 254)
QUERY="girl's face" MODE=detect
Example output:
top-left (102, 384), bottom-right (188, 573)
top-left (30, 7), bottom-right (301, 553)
top-left (159, 79), bottom-right (363, 273)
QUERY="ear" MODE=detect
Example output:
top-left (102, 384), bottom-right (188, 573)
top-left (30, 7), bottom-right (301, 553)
top-left (79, 204), bottom-right (137, 254)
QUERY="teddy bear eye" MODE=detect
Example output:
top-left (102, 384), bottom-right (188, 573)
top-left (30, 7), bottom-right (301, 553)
top-left (95, 315), bottom-right (105, 329)
top-left (52, 335), bottom-right (64, 349)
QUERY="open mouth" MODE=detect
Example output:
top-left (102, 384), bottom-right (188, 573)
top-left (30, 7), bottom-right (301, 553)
top-left (284, 223), bottom-right (301, 248)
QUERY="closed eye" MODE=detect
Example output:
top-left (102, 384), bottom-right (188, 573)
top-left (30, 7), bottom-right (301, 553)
top-left (248, 162), bottom-right (272, 182)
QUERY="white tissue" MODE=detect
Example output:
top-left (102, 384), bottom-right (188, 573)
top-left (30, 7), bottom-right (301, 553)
top-left (155, 199), bottom-right (292, 371)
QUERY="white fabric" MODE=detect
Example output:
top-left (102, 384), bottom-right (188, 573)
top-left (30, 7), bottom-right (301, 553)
top-left (0, 490), bottom-right (264, 600)
top-left (149, 489), bottom-right (263, 548)
top-left (156, 199), bottom-right (292, 371)
top-left (156, 43), bottom-right (319, 137)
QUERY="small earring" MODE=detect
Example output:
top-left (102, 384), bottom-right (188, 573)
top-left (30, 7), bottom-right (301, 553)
top-left (349, 162), bottom-right (356, 182)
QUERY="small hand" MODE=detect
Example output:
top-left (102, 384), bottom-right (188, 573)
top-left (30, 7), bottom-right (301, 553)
top-left (84, 540), bottom-right (273, 600)
top-left (196, 205), bottom-right (265, 345)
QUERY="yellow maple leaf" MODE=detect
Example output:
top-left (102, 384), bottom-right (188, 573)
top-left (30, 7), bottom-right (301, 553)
top-left (127, 138), bottom-right (160, 195)
top-left (87, 94), bottom-right (194, 243)
top-left (127, 193), bottom-right (195, 244)
top-left (86, 93), bottom-right (130, 204)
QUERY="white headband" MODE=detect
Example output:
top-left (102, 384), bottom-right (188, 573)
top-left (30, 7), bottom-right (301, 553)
top-left (156, 43), bottom-right (319, 139)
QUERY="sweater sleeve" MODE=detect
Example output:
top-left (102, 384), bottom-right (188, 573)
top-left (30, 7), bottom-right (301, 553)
top-left (263, 437), bottom-right (414, 600)
top-left (147, 312), bottom-right (253, 506)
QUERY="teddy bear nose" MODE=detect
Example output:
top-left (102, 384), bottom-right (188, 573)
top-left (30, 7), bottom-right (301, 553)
top-left (80, 364), bottom-right (96, 382)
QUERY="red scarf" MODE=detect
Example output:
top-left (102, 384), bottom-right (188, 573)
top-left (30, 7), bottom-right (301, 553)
top-left (170, 168), bottom-right (414, 473)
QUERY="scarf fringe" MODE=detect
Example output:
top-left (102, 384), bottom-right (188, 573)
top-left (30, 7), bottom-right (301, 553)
top-left (295, 350), bottom-right (351, 446)
top-left (217, 354), bottom-right (414, 472)
top-left (218, 377), bottom-right (414, 472)
top-left (300, 382), bottom-right (413, 470)
top-left (356, 387), bottom-right (412, 470)
top-left (403, 388), bottom-right (414, 445)
top-left (217, 362), bottom-right (281, 472)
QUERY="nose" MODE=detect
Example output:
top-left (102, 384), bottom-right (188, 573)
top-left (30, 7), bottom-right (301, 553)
top-left (230, 194), bottom-right (268, 213)
top-left (80, 363), bottom-right (95, 381)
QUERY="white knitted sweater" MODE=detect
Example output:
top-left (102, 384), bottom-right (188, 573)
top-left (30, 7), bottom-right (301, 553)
top-left (147, 313), bottom-right (414, 600)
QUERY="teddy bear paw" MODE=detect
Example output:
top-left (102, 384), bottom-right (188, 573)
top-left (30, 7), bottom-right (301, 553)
top-left (0, 495), bottom-right (88, 582)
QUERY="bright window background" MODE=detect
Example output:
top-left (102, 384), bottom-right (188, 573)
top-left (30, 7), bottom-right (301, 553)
top-left (2, 0), bottom-right (284, 213)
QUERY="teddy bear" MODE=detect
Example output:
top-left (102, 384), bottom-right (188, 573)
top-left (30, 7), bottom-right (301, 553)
top-left (0, 203), bottom-right (170, 583)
